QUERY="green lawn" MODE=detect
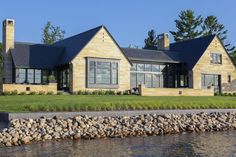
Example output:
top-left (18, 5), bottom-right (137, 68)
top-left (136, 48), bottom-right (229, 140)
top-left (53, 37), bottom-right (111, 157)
top-left (0, 95), bottom-right (236, 112)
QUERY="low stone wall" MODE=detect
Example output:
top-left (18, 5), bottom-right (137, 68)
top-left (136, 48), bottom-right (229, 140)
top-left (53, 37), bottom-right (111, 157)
top-left (222, 80), bottom-right (236, 94)
top-left (0, 112), bottom-right (236, 147)
top-left (139, 85), bottom-right (214, 96)
top-left (1, 83), bottom-right (57, 94)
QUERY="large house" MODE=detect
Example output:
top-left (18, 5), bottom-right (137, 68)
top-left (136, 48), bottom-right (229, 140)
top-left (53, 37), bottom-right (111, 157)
top-left (1, 19), bottom-right (236, 96)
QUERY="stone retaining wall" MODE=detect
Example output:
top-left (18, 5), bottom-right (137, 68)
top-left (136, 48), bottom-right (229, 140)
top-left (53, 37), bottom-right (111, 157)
top-left (1, 83), bottom-right (57, 94)
top-left (0, 112), bottom-right (236, 147)
top-left (139, 85), bottom-right (214, 96)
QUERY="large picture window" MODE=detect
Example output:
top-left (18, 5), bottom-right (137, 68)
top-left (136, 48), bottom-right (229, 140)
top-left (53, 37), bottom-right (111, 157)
top-left (201, 74), bottom-right (221, 93)
top-left (87, 58), bottom-right (119, 88)
top-left (15, 69), bottom-right (44, 84)
top-left (130, 63), bottom-right (165, 88)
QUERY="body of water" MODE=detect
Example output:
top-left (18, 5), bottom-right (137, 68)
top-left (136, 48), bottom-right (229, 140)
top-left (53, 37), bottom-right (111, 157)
top-left (0, 130), bottom-right (236, 157)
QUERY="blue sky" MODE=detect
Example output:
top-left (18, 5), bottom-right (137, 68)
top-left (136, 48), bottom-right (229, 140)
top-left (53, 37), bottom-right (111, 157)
top-left (0, 0), bottom-right (236, 48)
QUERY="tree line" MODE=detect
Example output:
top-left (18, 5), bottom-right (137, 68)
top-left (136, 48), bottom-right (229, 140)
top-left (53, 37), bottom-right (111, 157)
top-left (143, 10), bottom-right (236, 64)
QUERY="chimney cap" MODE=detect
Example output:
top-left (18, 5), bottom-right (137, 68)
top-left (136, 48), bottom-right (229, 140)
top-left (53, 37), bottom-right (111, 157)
top-left (3, 19), bottom-right (14, 25)
top-left (157, 33), bottom-right (169, 39)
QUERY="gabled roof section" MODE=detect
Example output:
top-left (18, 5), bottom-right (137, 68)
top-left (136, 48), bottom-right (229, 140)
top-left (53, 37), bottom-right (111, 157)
top-left (53, 25), bottom-right (103, 65)
top-left (122, 48), bottom-right (180, 63)
top-left (170, 35), bottom-right (216, 70)
top-left (11, 42), bottom-right (65, 69)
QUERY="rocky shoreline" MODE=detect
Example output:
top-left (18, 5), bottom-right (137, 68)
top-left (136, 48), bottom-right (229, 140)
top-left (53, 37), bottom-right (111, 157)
top-left (1, 112), bottom-right (236, 147)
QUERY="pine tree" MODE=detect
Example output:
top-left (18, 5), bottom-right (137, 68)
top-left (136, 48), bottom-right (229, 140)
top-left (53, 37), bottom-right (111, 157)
top-left (143, 29), bottom-right (158, 50)
top-left (170, 10), bottom-right (203, 41)
top-left (202, 15), bottom-right (235, 52)
top-left (230, 50), bottom-right (236, 65)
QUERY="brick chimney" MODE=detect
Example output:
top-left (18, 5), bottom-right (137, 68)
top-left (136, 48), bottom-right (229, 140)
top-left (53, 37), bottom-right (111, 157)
top-left (2, 19), bottom-right (14, 83)
top-left (157, 33), bottom-right (169, 51)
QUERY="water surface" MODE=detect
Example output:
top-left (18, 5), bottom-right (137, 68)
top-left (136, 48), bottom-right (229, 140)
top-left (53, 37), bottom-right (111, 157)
top-left (0, 130), bottom-right (236, 157)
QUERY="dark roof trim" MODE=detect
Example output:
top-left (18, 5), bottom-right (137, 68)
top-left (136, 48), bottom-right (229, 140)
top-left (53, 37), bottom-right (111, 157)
top-left (214, 36), bottom-right (236, 68)
top-left (191, 35), bottom-right (216, 70)
top-left (128, 58), bottom-right (180, 64)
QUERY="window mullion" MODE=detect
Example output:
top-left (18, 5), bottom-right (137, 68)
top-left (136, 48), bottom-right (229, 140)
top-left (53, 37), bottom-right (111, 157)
top-left (110, 62), bottom-right (112, 84)
top-left (94, 62), bottom-right (96, 84)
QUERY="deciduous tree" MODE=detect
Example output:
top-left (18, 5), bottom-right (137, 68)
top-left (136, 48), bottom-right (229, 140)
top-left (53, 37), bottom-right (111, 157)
top-left (42, 21), bottom-right (65, 45)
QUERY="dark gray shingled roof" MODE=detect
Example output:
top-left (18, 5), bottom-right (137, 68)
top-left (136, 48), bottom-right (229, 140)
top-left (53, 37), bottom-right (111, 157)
top-left (11, 25), bottom-right (216, 70)
top-left (53, 25), bottom-right (103, 65)
top-left (122, 48), bottom-right (181, 63)
top-left (170, 35), bottom-right (216, 69)
top-left (11, 25), bottom-right (131, 69)
top-left (11, 42), bottom-right (65, 69)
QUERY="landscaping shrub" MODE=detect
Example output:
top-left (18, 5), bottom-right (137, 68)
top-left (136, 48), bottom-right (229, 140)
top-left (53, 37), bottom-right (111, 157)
top-left (105, 90), bottom-right (115, 95)
top-left (47, 91), bottom-right (54, 95)
top-left (29, 91), bottom-right (36, 95)
top-left (38, 91), bottom-right (46, 95)
top-left (123, 90), bottom-right (130, 95)
top-left (2, 91), bottom-right (11, 96)
top-left (116, 91), bottom-right (122, 95)
top-left (18, 91), bottom-right (27, 95)
top-left (10, 90), bottom-right (18, 95)
top-left (57, 91), bottom-right (63, 95)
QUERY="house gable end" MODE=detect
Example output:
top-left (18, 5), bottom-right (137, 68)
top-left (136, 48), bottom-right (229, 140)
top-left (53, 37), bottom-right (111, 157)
top-left (193, 36), bottom-right (236, 71)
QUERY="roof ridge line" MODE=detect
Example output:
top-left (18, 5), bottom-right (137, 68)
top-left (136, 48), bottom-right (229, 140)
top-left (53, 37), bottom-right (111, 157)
top-left (53, 25), bottom-right (103, 45)
top-left (170, 34), bottom-right (216, 45)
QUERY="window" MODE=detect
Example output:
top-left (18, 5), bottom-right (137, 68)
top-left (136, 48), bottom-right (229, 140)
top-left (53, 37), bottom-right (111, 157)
top-left (130, 63), bottom-right (165, 88)
top-left (15, 69), bottom-right (26, 83)
top-left (145, 74), bottom-right (152, 88)
top-left (210, 53), bottom-right (222, 64)
top-left (137, 64), bottom-right (145, 71)
top-left (88, 59), bottom-right (119, 88)
top-left (34, 70), bottom-right (41, 84)
top-left (131, 63), bottom-right (137, 71)
top-left (145, 64), bottom-right (152, 72)
top-left (89, 61), bottom-right (95, 84)
top-left (228, 75), bottom-right (231, 83)
top-left (130, 73), bottom-right (137, 89)
top-left (27, 69), bottom-right (34, 83)
top-left (201, 74), bottom-right (220, 88)
top-left (153, 74), bottom-right (160, 88)
top-left (137, 73), bottom-right (145, 85)
top-left (152, 65), bottom-right (160, 72)
top-left (42, 70), bottom-right (49, 84)
top-left (15, 69), bottom-right (48, 84)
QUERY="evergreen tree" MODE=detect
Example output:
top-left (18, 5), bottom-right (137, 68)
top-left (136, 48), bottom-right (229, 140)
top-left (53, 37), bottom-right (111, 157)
top-left (42, 21), bottom-right (65, 45)
top-left (170, 10), bottom-right (203, 41)
top-left (143, 29), bottom-right (158, 50)
top-left (202, 15), bottom-right (235, 52)
top-left (230, 50), bottom-right (236, 65)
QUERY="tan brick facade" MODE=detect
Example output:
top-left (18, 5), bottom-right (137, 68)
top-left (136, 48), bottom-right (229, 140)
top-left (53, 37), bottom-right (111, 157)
top-left (2, 83), bottom-right (57, 94)
top-left (192, 36), bottom-right (236, 92)
top-left (139, 85), bottom-right (214, 96)
top-left (71, 27), bottom-right (131, 92)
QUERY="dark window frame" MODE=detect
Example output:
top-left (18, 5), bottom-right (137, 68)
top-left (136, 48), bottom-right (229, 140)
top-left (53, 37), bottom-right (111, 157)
top-left (87, 57), bottom-right (119, 89)
top-left (228, 75), bottom-right (231, 83)
top-left (15, 68), bottom-right (49, 85)
top-left (210, 53), bottom-right (222, 64)
top-left (130, 63), bottom-right (165, 88)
